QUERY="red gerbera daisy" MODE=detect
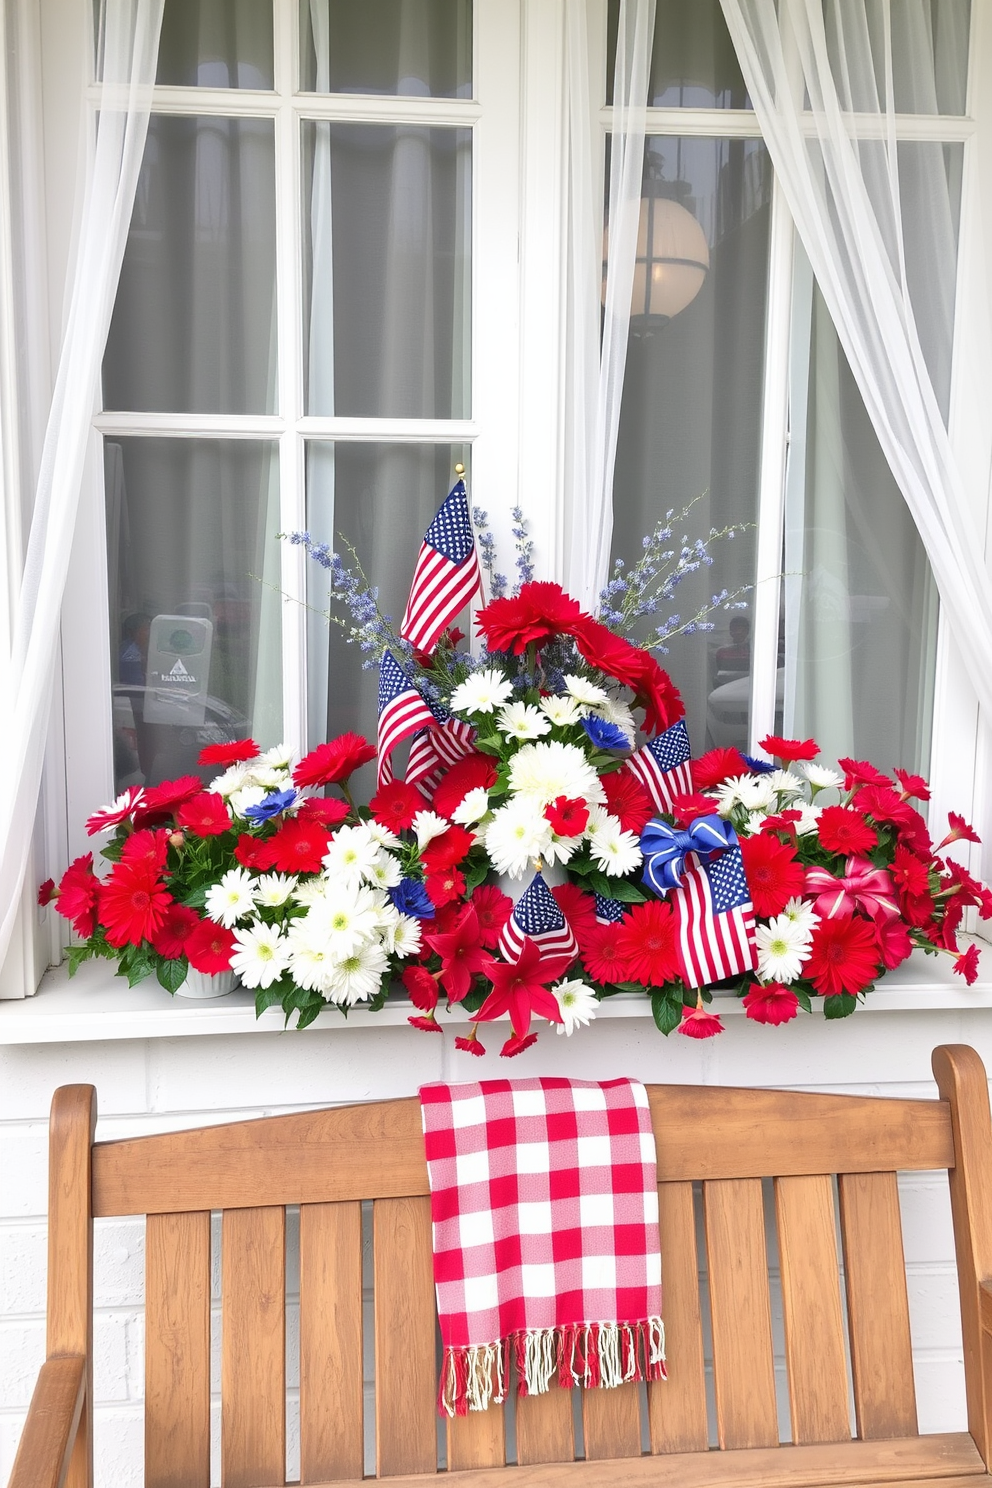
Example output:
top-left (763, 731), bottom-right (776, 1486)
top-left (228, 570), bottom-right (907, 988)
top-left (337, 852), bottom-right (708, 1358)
top-left (55, 854), bottom-right (100, 938)
top-left (891, 843), bottom-right (932, 900)
top-left (234, 833), bottom-right (272, 870)
top-left (741, 983), bottom-right (799, 1026)
top-left (470, 885), bottom-right (514, 947)
top-left (120, 828), bottom-right (170, 872)
top-left (85, 785), bottom-right (145, 836)
top-left (805, 915), bottom-right (880, 998)
top-left (185, 918), bottom-right (236, 974)
top-left (551, 883), bottom-right (599, 946)
top-left (615, 901), bottom-right (679, 986)
top-left (198, 738), bottom-right (260, 766)
top-left (297, 796), bottom-right (351, 826)
top-left (545, 796), bottom-right (589, 837)
top-left (98, 860), bottom-right (172, 947)
top-left (816, 805), bottom-right (878, 857)
top-left (292, 733), bottom-right (376, 788)
top-left (369, 780), bottom-right (422, 832)
top-left (678, 1004), bottom-right (724, 1038)
top-left (421, 824), bottom-right (475, 874)
top-left (150, 901), bottom-right (200, 959)
top-left (37, 878), bottom-right (56, 907)
top-left (758, 735), bottom-right (819, 763)
top-left (671, 791), bottom-right (722, 826)
top-left (425, 867), bottom-right (467, 908)
top-left (177, 792), bottom-right (232, 838)
top-left (581, 922), bottom-right (630, 985)
top-left (432, 753), bottom-right (498, 819)
top-left (601, 769), bottom-right (654, 834)
top-left (838, 757), bottom-right (891, 791)
top-left (692, 748), bottom-right (749, 791)
top-left (402, 965), bottom-right (440, 1012)
top-left (874, 915), bottom-right (913, 971)
top-left (739, 834), bottom-right (806, 917)
top-left (476, 581), bottom-right (584, 655)
top-left (132, 775), bottom-right (204, 826)
top-left (261, 817), bottom-right (331, 874)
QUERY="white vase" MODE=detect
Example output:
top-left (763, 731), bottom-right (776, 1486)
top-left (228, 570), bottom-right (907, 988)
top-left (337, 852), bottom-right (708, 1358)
top-left (498, 859), bottom-right (568, 905)
top-left (174, 968), bottom-right (237, 999)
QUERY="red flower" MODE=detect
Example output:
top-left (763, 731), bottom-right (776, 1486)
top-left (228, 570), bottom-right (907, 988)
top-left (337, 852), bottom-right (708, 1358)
top-left (98, 861), bottom-right (172, 947)
top-left (678, 1004), bottom-right (724, 1038)
top-left (692, 748), bottom-right (748, 790)
top-left (55, 854), bottom-right (100, 938)
top-left (739, 834), bottom-right (806, 917)
top-left (616, 901), bottom-right (679, 986)
top-left (150, 901), bottom-right (200, 959)
top-left (805, 915), bottom-right (880, 998)
top-left (742, 983), bottom-right (799, 1026)
top-left (857, 784), bottom-right (914, 827)
top-left (455, 1029), bottom-right (486, 1056)
top-left (954, 945), bottom-right (981, 985)
top-left (760, 809), bottom-right (802, 843)
top-left (234, 833), bottom-right (271, 870)
top-left (425, 867), bottom-right (467, 907)
top-left (198, 738), bottom-right (259, 766)
top-left (942, 860), bottom-right (992, 920)
top-left (474, 937), bottom-right (571, 1038)
top-left (177, 793), bottom-right (232, 838)
top-left (501, 1032), bottom-right (539, 1057)
top-left (408, 1015), bottom-right (443, 1034)
top-left (297, 796), bottom-right (350, 826)
top-left (838, 757), bottom-right (891, 791)
top-left (545, 796), bottom-right (589, 837)
top-left (601, 770), bottom-right (653, 834)
top-left (874, 915), bottom-right (913, 971)
top-left (432, 754), bottom-right (498, 819)
top-left (292, 733), bottom-right (376, 788)
top-left (133, 775), bottom-right (203, 826)
top-left (121, 829), bottom-right (170, 872)
top-left (938, 812), bottom-right (982, 849)
top-left (185, 918), bottom-right (235, 974)
top-left (261, 818), bottom-right (331, 874)
top-left (470, 885), bottom-right (513, 947)
top-left (551, 883), bottom-right (599, 947)
top-left (570, 616), bottom-right (684, 734)
top-left (421, 824), bottom-right (475, 874)
top-left (671, 791), bottom-right (722, 826)
top-left (759, 735), bottom-right (819, 763)
top-left (476, 581), bottom-right (583, 655)
top-left (369, 780), bottom-right (422, 832)
top-left (816, 806), bottom-right (878, 857)
top-left (581, 922), bottom-right (630, 985)
top-left (37, 878), bottom-right (56, 907)
top-left (893, 768), bottom-right (930, 802)
top-left (85, 785), bottom-right (144, 835)
top-left (402, 965), bottom-right (440, 1012)
top-left (425, 904), bottom-right (496, 1001)
top-left (891, 843), bottom-right (932, 899)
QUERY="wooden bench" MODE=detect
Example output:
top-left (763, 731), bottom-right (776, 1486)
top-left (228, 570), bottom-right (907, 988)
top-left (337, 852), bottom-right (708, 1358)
top-left (10, 1042), bottom-right (992, 1488)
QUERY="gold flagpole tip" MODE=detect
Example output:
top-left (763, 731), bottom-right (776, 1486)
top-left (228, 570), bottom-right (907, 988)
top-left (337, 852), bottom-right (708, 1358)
top-left (454, 463), bottom-right (465, 476)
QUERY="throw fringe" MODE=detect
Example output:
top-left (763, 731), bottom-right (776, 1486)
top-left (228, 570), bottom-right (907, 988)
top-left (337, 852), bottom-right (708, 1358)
top-left (438, 1317), bottom-right (666, 1416)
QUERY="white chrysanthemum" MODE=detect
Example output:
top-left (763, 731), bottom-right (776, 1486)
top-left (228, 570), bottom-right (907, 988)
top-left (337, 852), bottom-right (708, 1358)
top-left (364, 850), bottom-right (403, 891)
top-left (497, 702), bottom-right (552, 741)
top-left (253, 766), bottom-right (293, 792)
top-left (450, 668), bottom-right (515, 716)
top-left (231, 921), bottom-right (290, 989)
top-left (205, 867), bottom-right (257, 927)
top-left (781, 896), bottom-right (820, 936)
top-left (714, 774), bottom-right (776, 816)
top-left (590, 696), bottom-right (637, 746)
top-left (379, 906), bottom-right (422, 958)
top-left (413, 810), bottom-right (450, 848)
top-left (325, 939), bottom-right (389, 1005)
top-left (292, 879), bottom-right (329, 908)
top-left (801, 762), bottom-right (844, 792)
top-left (211, 762), bottom-right (252, 798)
top-left (564, 674), bottom-right (608, 705)
top-left (588, 822), bottom-right (642, 877)
top-left (228, 784), bottom-right (268, 819)
top-left (286, 940), bottom-right (334, 994)
top-left (254, 872), bottom-right (298, 907)
top-left (583, 804), bottom-right (613, 845)
top-left (755, 914), bottom-right (814, 984)
top-left (484, 799), bottom-right (551, 878)
top-left (507, 741), bottom-right (605, 809)
top-left (796, 803), bottom-right (822, 836)
top-left (767, 769), bottom-right (805, 798)
top-left (308, 885), bottom-right (382, 956)
top-left (553, 979), bottom-right (599, 1035)
top-left (322, 824), bottom-right (379, 885)
top-left (259, 742), bottom-right (293, 769)
top-left (542, 833), bottom-right (582, 866)
top-left (743, 810), bottom-right (771, 836)
top-left (539, 694), bottom-right (583, 727)
top-left (367, 820), bottom-right (401, 850)
top-left (452, 787), bottom-right (490, 825)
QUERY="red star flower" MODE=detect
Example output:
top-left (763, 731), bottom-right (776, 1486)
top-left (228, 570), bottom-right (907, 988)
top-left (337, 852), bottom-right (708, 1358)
top-left (938, 812), bottom-right (982, 849)
top-left (432, 753), bottom-right (498, 818)
top-left (185, 918), bottom-right (236, 974)
top-left (133, 775), bottom-right (204, 827)
top-left (816, 806), bottom-right (878, 857)
top-left (98, 861), bottom-right (172, 947)
top-left (739, 834), bottom-right (806, 916)
top-left (551, 883), bottom-right (599, 947)
top-left (741, 983), bottom-right (799, 1025)
top-left (37, 878), bottom-right (56, 907)
top-left (691, 748), bottom-right (749, 790)
top-left (501, 1032), bottom-right (539, 1057)
top-left (55, 854), bottom-right (100, 938)
top-left (198, 738), bottom-right (259, 766)
top-left (580, 922), bottom-right (630, 985)
top-left (177, 792), bottom-right (232, 838)
top-left (942, 860), bottom-right (992, 919)
top-left (893, 768), bottom-right (930, 802)
top-left (544, 796), bottom-right (589, 837)
top-left (369, 780), bottom-right (422, 832)
top-left (616, 901), bottom-right (679, 986)
top-left (408, 1015), bottom-right (443, 1034)
top-left (678, 1004), bottom-right (724, 1038)
top-left (470, 885), bottom-right (513, 947)
top-left (838, 757), bottom-right (892, 791)
top-left (425, 904), bottom-right (496, 1001)
top-left (758, 735), bottom-right (819, 763)
top-left (474, 937), bottom-right (571, 1038)
top-left (601, 769), bottom-right (653, 834)
top-left (260, 818), bottom-right (331, 874)
top-left (150, 901), bottom-right (200, 959)
top-left (805, 915), bottom-right (880, 998)
top-left (455, 1029), bottom-right (486, 1056)
top-left (954, 945), bottom-right (981, 985)
top-left (292, 733), bottom-right (376, 788)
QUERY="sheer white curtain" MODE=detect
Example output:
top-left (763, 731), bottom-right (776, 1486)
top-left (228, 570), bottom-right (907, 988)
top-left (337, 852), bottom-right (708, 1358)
top-left (0, 0), bottom-right (164, 966)
top-left (564, 0), bottom-right (656, 610)
top-left (718, 0), bottom-right (992, 723)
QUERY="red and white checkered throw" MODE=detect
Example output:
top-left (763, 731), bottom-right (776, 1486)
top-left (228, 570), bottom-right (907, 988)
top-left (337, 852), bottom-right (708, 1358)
top-left (419, 1077), bottom-right (666, 1416)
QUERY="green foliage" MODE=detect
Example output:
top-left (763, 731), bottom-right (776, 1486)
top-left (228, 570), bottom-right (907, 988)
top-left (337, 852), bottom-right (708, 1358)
top-left (156, 957), bottom-right (189, 994)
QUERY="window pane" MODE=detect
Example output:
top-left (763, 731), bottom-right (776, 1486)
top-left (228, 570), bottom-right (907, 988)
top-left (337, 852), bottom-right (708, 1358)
top-left (302, 122), bottom-right (471, 418)
top-left (300, 0), bottom-right (472, 97)
top-left (607, 0), bottom-right (751, 108)
top-left (104, 115), bottom-right (277, 414)
top-left (156, 0), bottom-right (274, 88)
top-left (824, 0), bottom-right (970, 116)
top-left (609, 135), bottom-right (772, 754)
top-left (107, 438), bottom-right (282, 794)
top-left (305, 443), bottom-right (470, 778)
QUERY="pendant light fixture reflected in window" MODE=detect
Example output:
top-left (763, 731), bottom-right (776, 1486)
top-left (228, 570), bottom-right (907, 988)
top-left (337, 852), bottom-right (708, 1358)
top-left (604, 162), bottom-right (710, 336)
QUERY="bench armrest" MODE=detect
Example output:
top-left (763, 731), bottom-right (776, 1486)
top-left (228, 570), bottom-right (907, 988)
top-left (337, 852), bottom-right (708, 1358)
top-left (7, 1355), bottom-right (86, 1488)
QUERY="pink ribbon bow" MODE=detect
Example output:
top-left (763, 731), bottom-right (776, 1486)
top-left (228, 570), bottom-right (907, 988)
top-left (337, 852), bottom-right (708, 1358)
top-left (804, 856), bottom-right (900, 922)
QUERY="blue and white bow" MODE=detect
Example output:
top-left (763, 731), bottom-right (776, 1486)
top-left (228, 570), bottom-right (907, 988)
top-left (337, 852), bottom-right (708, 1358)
top-left (639, 815), bottom-right (738, 895)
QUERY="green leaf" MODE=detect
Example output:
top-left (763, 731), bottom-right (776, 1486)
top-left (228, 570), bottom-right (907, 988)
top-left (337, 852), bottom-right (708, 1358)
top-left (603, 879), bottom-right (646, 904)
top-left (255, 985), bottom-right (284, 1016)
top-left (156, 957), bottom-right (189, 994)
top-left (823, 991), bottom-right (858, 1019)
top-left (124, 950), bottom-right (156, 988)
top-left (100, 840), bottom-right (124, 863)
top-left (296, 996), bottom-right (326, 1030)
top-left (463, 860), bottom-right (490, 892)
top-left (66, 944), bottom-right (94, 977)
top-left (651, 989), bottom-right (683, 1036)
top-left (611, 980), bottom-right (648, 993)
top-left (473, 735), bottom-right (503, 756)
top-left (587, 870), bottom-right (614, 898)
top-left (793, 987), bottom-right (813, 1014)
top-left (181, 886), bottom-right (209, 909)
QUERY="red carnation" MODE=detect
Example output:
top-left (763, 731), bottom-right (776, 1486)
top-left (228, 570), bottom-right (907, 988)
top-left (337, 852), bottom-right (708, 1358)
top-left (297, 796), bottom-right (350, 826)
top-left (470, 885), bottom-right (513, 947)
top-left (501, 1032), bottom-right (540, 1057)
top-left (938, 812), bottom-right (982, 849)
top-left (759, 735), bottom-right (819, 763)
top-left (369, 780), bottom-right (422, 832)
top-left (455, 1030), bottom-right (486, 1056)
top-left (601, 769), bottom-right (653, 834)
top-left (432, 753), bottom-right (498, 819)
top-left (402, 965), bottom-right (440, 1012)
top-left (198, 738), bottom-right (259, 766)
top-left (616, 901), bottom-right (679, 987)
top-left (805, 915), bottom-right (880, 998)
top-left (874, 916), bottom-right (913, 971)
top-left (150, 901), bottom-right (200, 959)
top-left (234, 833), bottom-right (272, 870)
top-left (671, 792), bottom-right (723, 826)
top-left (55, 854), bottom-right (100, 938)
top-left (742, 983), bottom-right (799, 1026)
top-left (739, 834), bottom-right (806, 916)
top-left (692, 748), bottom-right (749, 790)
top-left (421, 824), bottom-right (475, 874)
top-left (678, 1004), bottom-right (724, 1038)
top-left (409, 1014), bottom-right (443, 1034)
top-left (581, 922), bottom-right (630, 985)
top-left (185, 917), bottom-right (235, 974)
top-left (838, 757), bottom-right (891, 792)
top-left (261, 817), bottom-right (331, 874)
top-left (133, 775), bottom-right (203, 826)
top-left (954, 944), bottom-right (981, 985)
top-left (121, 829), bottom-right (170, 872)
top-left (893, 768), bottom-right (930, 802)
top-left (476, 581), bottom-right (584, 655)
top-left (177, 792), bottom-right (232, 838)
top-left (37, 878), bottom-right (56, 907)
top-left (425, 867), bottom-right (467, 908)
top-left (551, 883), bottom-right (599, 947)
top-left (816, 806), bottom-right (878, 857)
top-left (545, 796), bottom-right (589, 837)
top-left (98, 860), bottom-right (172, 947)
top-left (292, 733), bottom-right (376, 788)
top-left (425, 904), bottom-right (496, 1002)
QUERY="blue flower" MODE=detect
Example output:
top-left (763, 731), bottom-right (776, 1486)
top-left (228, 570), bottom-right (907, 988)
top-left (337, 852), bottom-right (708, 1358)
top-left (389, 878), bottom-right (435, 919)
top-left (741, 753), bottom-right (776, 776)
top-left (582, 715), bottom-right (629, 751)
top-left (243, 789), bottom-right (297, 823)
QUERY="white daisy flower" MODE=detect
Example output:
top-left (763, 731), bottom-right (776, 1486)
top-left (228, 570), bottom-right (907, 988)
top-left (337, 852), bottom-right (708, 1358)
top-left (539, 694), bottom-right (583, 727)
top-left (285, 933), bottom-right (335, 994)
top-left (325, 939), bottom-right (390, 1005)
top-left (552, 979), bottom-right (599, 1035)
top-left (228, 784), bottom-right (268, 819)
top-left (254, 873), bottom-right (298, 907)
top-left (714, 774), bottom-right (776, 816)
top-left (796, 803), bottom-right (822, 836)
top-left (767, 769), bottom-right (805, 798)
top-left (589, 824), bottom-right (642, 878)
top-left (205, 867), bottom-right (257, 927)
top-left (259, 742), bottom-right (294, 769)
top-left (542, 833), bottom-right (582, 866)
top-left (230, 921), bottom-right (290, 989)
top-left (484, 799), bottom-right (551, 878)
top-left (252, 766), bottom-right (293, 792)
top-left (292, 879), bottom-right (328, 908)
top-left (211, 762), bottom-right (252, 798)
top-left (781, 896), bottom-right (820, 936)
top-left (309, 885), bottom-right (382, 956)
top-left (367, 820), bottom-right (401, 850)
top-left (590, 697), bottom-right (637, 746)
top-left (563, 674), bottom-right (608, 705)
top-left (452, 787), bottom-right (490, 825)
top-left (801, 762), bottom-right (844, 793)
top-left (413, 810), bottom-right (450, 848)
top-left (450, 668), bottom-right (515, 716)
top-left (322, 824), bottom-right (379, 884)
top-left (583, 804), bottom-right (616, 845)
top-left (755, 914), bottom-right (814, 984)
top-left (744, 810), bottom-right (771, 836)
top-left (363, 850), bottom-right (403, 891)
top-left (496, 702), bottom-right (552, 741)
top-left (508, 740), bottom-right (604, 809)
top-left (381, 908), bottom-right (422, 959)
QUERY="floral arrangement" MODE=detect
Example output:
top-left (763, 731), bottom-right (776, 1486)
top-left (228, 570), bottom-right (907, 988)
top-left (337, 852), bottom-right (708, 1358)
top-left (43, 485), bottom-right (990, 1054)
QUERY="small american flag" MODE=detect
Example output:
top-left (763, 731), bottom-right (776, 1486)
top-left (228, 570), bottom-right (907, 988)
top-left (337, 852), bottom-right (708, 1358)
top-left (405, 707), bottom-right (477, 798)
top-left (377, 650), bottom-right (437, 788)
top-left (670, 842), bottom-right (757, 988)
top-left (499, 871), bottom-right (579, 963)
top-left (594, 892), bottom-right (627, 926)
top-left (627, 720), bottom-right (693, 813)
top-left (399, 479), bottom-right (484, 655)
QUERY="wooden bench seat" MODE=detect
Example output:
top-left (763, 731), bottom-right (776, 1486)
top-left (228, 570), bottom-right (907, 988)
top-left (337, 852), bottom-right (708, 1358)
top-left (10, 1043), bottom-right (992, 1488)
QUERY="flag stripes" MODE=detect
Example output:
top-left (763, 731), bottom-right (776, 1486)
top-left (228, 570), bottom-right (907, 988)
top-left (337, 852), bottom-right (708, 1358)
top-left (670, 850), bottom-right (756, 988)
top-left (627, 719), bottom-right (693, 813)
top-left (377, 650), bottom-right (437, 789)
top-left (400, 479), bottom-right (484, 655)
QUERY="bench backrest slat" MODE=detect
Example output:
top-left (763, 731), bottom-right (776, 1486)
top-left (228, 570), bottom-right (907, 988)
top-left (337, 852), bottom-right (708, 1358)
top-left (221, 1206), bottom-right (286, 1488)
top-left (582, 1377), bottom-right (642, 1459)
top-left (299, 1201), bottom-right (364, 1483)
top-left (516, 1382), bottom-right (575, 1465)
top-left (448, 1390), bottom-right (507, 1470)
top-left (144, 1209), bottom-right (211, 1488)
top-left (776, 1174), bottom-right (850, 1444)
top-left (704, 1178), bottom-right (779, 1450)
top-left (373, 1195), bottom-right (438, 1476)
top-left (647, 1180), bottom-right (708, 1454)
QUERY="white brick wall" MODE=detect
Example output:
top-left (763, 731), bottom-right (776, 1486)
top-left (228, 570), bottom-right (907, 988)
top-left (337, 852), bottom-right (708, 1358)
top-left (1, 1009), bottom-right (989, 1484)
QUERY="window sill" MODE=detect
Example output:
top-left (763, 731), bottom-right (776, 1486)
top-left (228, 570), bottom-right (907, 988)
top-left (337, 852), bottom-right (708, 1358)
top-left (0, 945), bottom-right (990, 1045)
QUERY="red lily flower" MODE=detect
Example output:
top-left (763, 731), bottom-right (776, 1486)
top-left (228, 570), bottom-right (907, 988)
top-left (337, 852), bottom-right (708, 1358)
top-left (474, 938), bottom-right (571, 1039)
top-left (424, 904), bottom-right (496, 1002)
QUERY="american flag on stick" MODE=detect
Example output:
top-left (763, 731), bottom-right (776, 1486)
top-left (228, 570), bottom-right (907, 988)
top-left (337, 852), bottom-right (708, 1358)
top-left (627, 719), bottom-right (693, 813)
top-left (498, 871), bottom-right (579, 964)
top-left (405, 706), bottom-right (477, 798)
top-left (377, 650), bottom-right (437, 788)
top-left (399, 478), bottom-right (484, 656)
top-left (670, 842), bottom-right (757, 988)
